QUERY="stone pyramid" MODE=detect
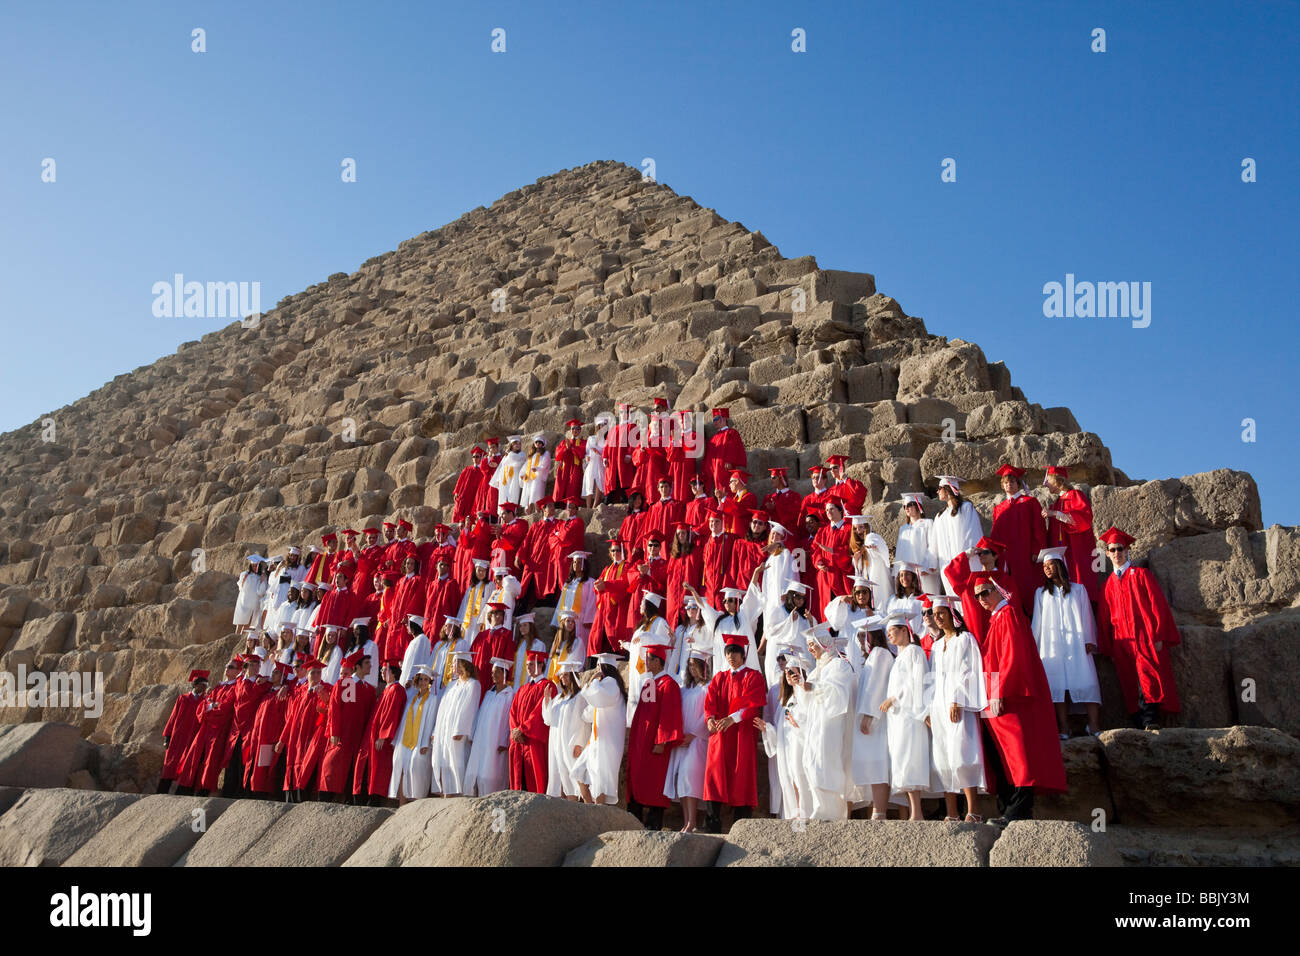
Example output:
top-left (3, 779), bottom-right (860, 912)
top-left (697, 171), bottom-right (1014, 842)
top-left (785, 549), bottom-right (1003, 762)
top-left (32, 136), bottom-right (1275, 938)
top-left (0, 161), bottom-right (1296, 839)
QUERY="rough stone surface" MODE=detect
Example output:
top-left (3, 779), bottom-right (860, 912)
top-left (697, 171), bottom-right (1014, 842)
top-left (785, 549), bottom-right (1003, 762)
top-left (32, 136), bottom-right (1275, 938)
top-left (1107, 825), bottom-right (1300, 866)
top-left (0, 788), bottom-right (141, 866)
top-left (0, 722), bottom-right (96, 788)
top-left (988, 820), bottom-right (1124, 867)
top-left (184, 801), bottom-right (388, 867)
top-left (714, 819), bottom-right (998, 867)
top-left (65, 794), bottom-right (231, 867)
top-left (563, 830), bottom-right (725, 867)
top-left (344, 791), bottom-right (642, 867)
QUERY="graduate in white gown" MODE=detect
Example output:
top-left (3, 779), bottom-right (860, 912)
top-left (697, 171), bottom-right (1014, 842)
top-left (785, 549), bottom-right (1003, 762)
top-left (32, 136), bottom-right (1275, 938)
top-left (575, 654), bottom-right (627, 805)
top-left (518, 433), bottom-right (553, 512)
top-left (430, 652), bottom-right (481, 796)
top-left (797, 623), bottom-right (856, 820)
top-left (582, 414), bottom-right (609, 505)
top-left (928, 595), bottom-right (988, 821)
top-left (542, 660), bottom-right (590, 799)
top-left (234, 556), bottom-right (268, 631)
top-left (546, 610), bottom-right (588, 685)
top-left (479, 566), bottom-right (522, 632)
top-left (464, 658), bottom-right (514, 795)
top-left (825, 577), bottom-right (881, 673)
top-left (490, 435), bottom-right (528, 506)
top-left (886, 562), bottom-right (928, 639)
top-left (428, 618), bottom-right (464, 697)
top-left (1030, 547), bottom-right (1103, 736)
top-left (389, 666), bottom-right (439, 802)
top-left (687, 584), bottom-right (764, 681)
top-left (665, 648), bottom-right (712, 831)
top-left (347, 618), bottom-right (380, 690)
top-left (551, 552), bottom-right (597, 651)
top-left (881, 612), bottom-right (934, 819)
top-left (848, 516), bottom-right (892, 612)
top-left (623, 592), bottom-right (672, 727)
top-left (759, 648), bottom-right (813, 821)
top-left (849, 624), bottom-right (893, 816)
top-left (754, 578), bottom-right (815, 688)
top-left (931, 477), bottom-right (985, 596)
top-left (896, 493), bottom-right (944, 596)
top-left (398, 615), bottom-right (435, 687)
top-left (318, 626), bottom-right (346, 685)
top-left (671, 598), bottom-right (710, 684)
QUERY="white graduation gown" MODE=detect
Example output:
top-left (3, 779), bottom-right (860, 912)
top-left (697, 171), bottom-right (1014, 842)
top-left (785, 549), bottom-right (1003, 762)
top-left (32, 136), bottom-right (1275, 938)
top-left (852, 533), bottom-right (893, 611)
top-left (491, 451), bottom-right (528, 505)
top-left (519, 450), bottom-right (552, 510)
top-left (664, 681), bottom-right (708, 801)
top-left (885, 594), bottom-right (926, 639)
top-left (551, 579), bottom-right (598, 647)
top-left (464, 685), bottom-right (514, 795)
top-left (761, 689), bottom-right (811, 820)
top-left (670, 623), bottom-right (707, 683)
top-left (824, 597), bottom-right (878, 673)
top-left (1031, 584), bottom-right (1102, 704)
top-left (624, 617), bottom-right (672, 727)
top-left (389, 688), bottom-right (440, 799)
top-left (932, 502), bottom-right (984, 595)
top-left (698, 588), bottom-right (764, 682)
top-left (886, 643), bottom-right (934, 792)
top-left (800, 654), bottom-right (856, 820)
top-left (320, 644), bottom-right (343, 686)
top-left (399, 635), bottom-right (435, 688)
top-left (850, 645), bottom-right (894, 797)
top-left (430, 677), bottom-right (481, 795)
top-left (543, 690), bottom-right (591, 798)
top-left (478, 576), bottom-right (522, 632)
top-left (233, 571), bottom-right (267, 627)
top-left (581, 430), bottom-right (606, 496)
top-left (895, 518), bottom-right (943, 596)
top-left (929, 631), bottom-right (988, 793)
top-left (574, 675), bottom-right (625, 803)
top-left (457, 581), bottom-right (492, 644)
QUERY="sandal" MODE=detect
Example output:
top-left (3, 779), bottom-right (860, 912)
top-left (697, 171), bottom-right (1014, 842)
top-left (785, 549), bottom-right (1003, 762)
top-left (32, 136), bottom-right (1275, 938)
top-left (944, 816), bottom-right (960, 822)
top-left (870, 812), bottom-right (887, 821)
top-left (965, 813), bottom-right (984, 823)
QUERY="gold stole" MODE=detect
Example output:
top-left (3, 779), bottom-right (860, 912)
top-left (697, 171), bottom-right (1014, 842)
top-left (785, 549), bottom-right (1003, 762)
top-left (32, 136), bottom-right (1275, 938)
top-left (462, 582), bottom-right (486, 631)
top-left (401, 691), bottom-right (429, 748)
top-left (523, 451), bottom-right (543, 482)
top-left (439, 641), bottom-right (456, 689)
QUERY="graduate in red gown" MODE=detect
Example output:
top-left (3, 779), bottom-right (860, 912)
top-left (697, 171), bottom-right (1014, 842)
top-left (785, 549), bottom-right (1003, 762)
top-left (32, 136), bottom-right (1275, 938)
top-left (703, 408), bottom-right (747, 494)
top-left (384, 556), bottom-right (425, 664)
top-left (418, 524), bottom-right (456, 583)
top-left (157, 670), bottom-right (209, 793)
top-left (475, 438), bottom-right (503, 515)
top-left (990, 464), bottom-right (1047, 616)
top-left (632, 402), bottom-right (671, 505)
top-left (666, 409), bottom-right (701, 503)
top-left (1096, 527), bottom-right (1181, 728)
top-left (1044, 466), bottom-right (1101, 605)
top-left (618, 492), bottom-right (650, 561)
top-left (508, 640), bottom-right (554, 793)
top-left (799, 466), bottom-right (837, 524)
top-left (516, 497), bottom-right (558, 602)
top-left (225, 654), bottom-right (272, 797)
top-left (762, 467), bottom-right (802, 532)
top-left (473, 603), bottom-right (516, 697)
top-left (702, 635), bottom-right (767, 832)
top-left (244, 664), bottom-right (294, 796)
top-left (665, 522), bottom-right (704, 628)
top-left (944, 536), bottom-right (1020, 649)
top-left (626, 642), bottom-right (685, 829)
top-left (354, 528), bottom-right (385, 599)
top-left (311, 567), bottom-right (359, 630)
top-left (422, 554), bottom-right (463, 635)
top-left (588, 539), bottom-right (632, 659)
top-left (175, 659), bottom-right (241, 795)
top-left (826, 455), bottom-right (868, 516)
top-left (812, 499), bottom-right (854, 618)
top-left (496, 502), bottom-right (529, 555)
top-left (305, 533), bottom-right (340, 585)
top-left (454, 512), bottom-right (494, 588)
top-left (357, 661), bottom-right (407, 804)
top-left (542, 499), bottom-right (585, 599)
top-left (623, 532), bottom-right (669, 636)
top-left (700, 511), bottom-right (738, 605)
top-left (970, 571), bottom-right (1067, 823)
top-left (552, 420), bottom-right (586, 504)
top-left (730, 510), bottom-right (770, 588)
top-left (319, 650), bottom-right (377, 798)
top-left (683, 475), bottom-right (712, 528)
top-left (603, 403), bottom-right (637, 500)
top-left (721, 470), bottom-right (758, 536)
top-left (281, 659), bottom-right (329, 801)
top-left (454, 446), bottom-right (488, 523)
top-left (644, 476), bottom-right (686, 555)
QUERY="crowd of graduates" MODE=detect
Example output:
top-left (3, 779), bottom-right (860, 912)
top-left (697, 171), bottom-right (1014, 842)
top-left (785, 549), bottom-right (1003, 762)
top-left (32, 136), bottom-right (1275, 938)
top-left (156, 405), bottom-right (1183, 833)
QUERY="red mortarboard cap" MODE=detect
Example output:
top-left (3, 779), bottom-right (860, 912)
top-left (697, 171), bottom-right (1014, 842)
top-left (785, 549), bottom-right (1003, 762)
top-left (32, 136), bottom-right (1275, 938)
top-left (808, 465), bottom-right (827, 476)
top-left (486, 602), bottom-right (508, 611)
top-left (498, 502), bottom-right (518, 512)
top-left (643, 643), bottom-right (671, 659)
top-left (274, 661), bottom-right (293, 674)
top-left (1046, 465), bottom-right (1068, 477)
top-left (471, 446), bottom-right (485, 455)
top-left (434, 523), bottom-right (450, 533)
top-left (711, 407), bottom-right (730, 419)
top-left (361, 527), bottom-right (379, 535)
top-left (398, 519), bottom-right (413, 530)
top-left (321, 532), bottom-right (337, 544)
top-left (996, 464), bottom-right (1027, 478)
top-left (303, 658), bottom-right (326, 670)
top-left (825, 455), bottom-right (849, 466)
top-left (720, 633), bottom-right (749, 648)
top-left (342, 528), bottom-right (358, 536)
top-left (188, 669), bottom-right (210, 682)
top-left (382, 521), bottom-right (396, 529)
top-left (1099, 527), bottom-right (1136, 547)
top-left (535, 495), bottom-right (554, 508)
top-left (565, 497), bottom-right (584, 508)
top-left (768, 467), bottom-right (788, 477)
top-left (343, 649), bottom-right (368, 668)
top-left (975, 536), bottom-right (1005, 553)
top-left (564, 419), bottom-right (583, 428)
top-left (729, 469), bottom-right (751, 481)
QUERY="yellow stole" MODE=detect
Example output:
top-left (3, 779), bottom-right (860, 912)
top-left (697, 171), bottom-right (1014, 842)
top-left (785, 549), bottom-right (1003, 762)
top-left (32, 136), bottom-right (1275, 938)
top-left (401, 691), bottom-right (430, 748)
top-left (462, 582), bottom-right (487, 631)
top-left (439, 641), bottom-right (456, 689)
top-left (523, 451), bottom-right (545, 482)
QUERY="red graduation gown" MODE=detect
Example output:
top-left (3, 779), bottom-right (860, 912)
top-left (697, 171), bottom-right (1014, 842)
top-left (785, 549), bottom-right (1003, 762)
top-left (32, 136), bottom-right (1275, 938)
top-left (632, 443), bottom-right (670, 505)
top-left (730, 538), bottom-right (765, 592)
top-left (474, 455), bottom-right (502, 515)
top-left (508, 677), bottom-right (554, 792)
top-left (603, 421), bottom-right (636, 494)
top-left (701, 532), bottom-right (737, 605)
top-left (160, 691), bottom-right (204, 779)
top-left (762, 487), bottom-right (802, 532)
top-left (1098, 567), bottom-right (1181, 712)
top-left (644, 498), bottom-right (686, 557)
top-left (666, 430), bottom-right (699, 502)
top-left (355, 544), bottom-right (386, 598)
top-left (282, 681), bottom-right (327, 790)
top-left (991, 493), bottom-right (1046, 616)
top-left (683, 495), bottom-right (712, 530)
top-left (627, 671), bottom-right (685, 807)
top-left (703, 426), bottom-right (746, 494)
top-left (721, 489), bottom-right (757, 536)
top-left (799, 488), bottom-right (836, 525)
top-left (587, 560), bottom-right (632, 657)
top-left (622, 558), bottom-right (668, 635)
top-left (244, 690), bottom-right (291, 793)
top-left (319, 677), bottom-right (377, 793)
top-left (229, 676), bottom-right (271, 756)
top-left (831, 478), bottom-right (868, 517)
top-left (551, 438), bottom-right (585, 503)
top-left (1048, 488), bottom-right (1100, 605)
top-left (543, 516), bottom-right (585, 598)
top-left (422, 575), bottom-right (463, 636)
top-left (453, 464), bottom-right (485, 523)
top-left (473, 626), bottom-right (516, 697)
top-left (703, 667), bottom-right (766, 806)
top-left (944, 551), bottom-right (1020, 651)
top-left (518, 517), bottom-right (556, 600)
top-left (665, 548), bottom-right (704, 629)
top-left (357, 680), bottom-right (407, 797)
top-left (981, 601), bottom-right (1067, 792)
top-left (312, 585), bottom-right (358, 630)
top-left (177, 681), bottom-right (238, 791)
top-left (812, 521), bottom-right (853, 617)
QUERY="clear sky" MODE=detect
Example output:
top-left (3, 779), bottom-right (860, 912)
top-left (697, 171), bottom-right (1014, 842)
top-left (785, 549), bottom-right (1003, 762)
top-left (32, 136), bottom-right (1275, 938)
top-left (2, 1), bottom-right (1296, 524)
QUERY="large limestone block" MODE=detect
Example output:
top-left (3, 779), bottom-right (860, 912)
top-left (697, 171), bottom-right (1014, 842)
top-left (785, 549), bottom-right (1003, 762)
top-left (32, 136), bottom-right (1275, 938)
top-left (0, 786), bottom-right (24, 816)
top-left (11, 611), bottom-right (76, 656)
top-left (1170, 626), bottom-right (1235, 728)
top-left (714, 819), bottom-right (997, 867)
top-left (988, 820), bottom-right (1123, 867)
top-left (343, 791), bottom-right (642, 867)
top-left (1101, 726), bottom-right (1300, 827)
top-left (1034, 736), bottom-right (1114, 824)
top-left (1228, 610), bottom-right (1300, 734)
top-left (184, 801), bottom-right (389, 866)
top-left (965, 401), bottom-right (1052, 439)
top-left (0, 721), bottom-right (96, 788)
top-left (732, 407), bottom-right (806, 450)
top-left (1091, 470), bottom-right (1263, 552)
top-left (65, 794), bottom-right (231, 867)
top-left (919, 432), bottom-right (1114, 491)
top-left (563, 830), bottom-right (724, 867)
top-left (0, 788), bottom-right (142, 866)
top-left (896, 342), bottom-right (991, 402)
top-left (1146, 527), bottom-right (1269, 618)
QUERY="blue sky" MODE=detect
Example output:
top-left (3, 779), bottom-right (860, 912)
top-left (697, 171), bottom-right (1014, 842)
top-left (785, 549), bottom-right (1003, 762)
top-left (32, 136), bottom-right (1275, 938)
top-left (2, 1), bottom-right (1296, 524)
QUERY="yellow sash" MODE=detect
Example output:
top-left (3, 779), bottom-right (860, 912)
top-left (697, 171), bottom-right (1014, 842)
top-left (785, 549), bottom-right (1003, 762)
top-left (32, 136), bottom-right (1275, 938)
top-left (401, 691), bottom-right (429, 748)
top-left (462, 582), bottom-right (486, 631)
top-left (523, 451), bottom-right (544, 482)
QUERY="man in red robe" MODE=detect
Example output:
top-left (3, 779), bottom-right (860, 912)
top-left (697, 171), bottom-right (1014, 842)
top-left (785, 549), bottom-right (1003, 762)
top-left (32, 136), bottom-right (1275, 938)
top-left (508, 641), bottom-right (554, 793)
top-left (587, 539), bottom-right (632, 660)
top-left (632, 401), bottom-right (671, 505)
top-left (473, 603), bottom-right (515, 697)
top-left (454, 446), bottom-right (488, 523)
top-left (702, 635), bottom-right (766, 833)
top-left (702, 408), bottom-right (746, 494)
top-left (422, 554), bottom-right (463, 635)
top-left (1096, 527), bottom-right (1182, 729)
top-left (475, 438), bottom-right (503, 515)
top-left (762, 467), bottom-right (802, 531)
top-left (730, 511), bottom-right (769, 587)
top-left (1044, 465), bottom-right (1101, 606)
top-left (683, 474), bottom-right (712, 528)
top-left (312, 567), bottom-right (359, 631)
top-left (280, 658), bottom-right (328, 802)
top-left (175, 659), bottom-right (241, 795)
top-left (542, 499), bottom-right (585, 599)
top-left (623, 532), bottom-right (668, 636)
top-left (971, 571), bottom-right (1067, 824)
top-left (305, 532), bottom-right (340, 585)
top-left (666, 409), bottom-right (700, 502)
top-left (799, 465), bottom-right (837, 524)
top-left (644, 476), bottom-right (686, 557)
top-left (720, 470), bottom-right (758, 536)
top-left (826, 455), bottom-right (868, 516)
top-left (626, 642), bottom-right (685, 829)
top-left (990, 464), bottom-right (1047, 616)
top-left (700, 510), bottom-right (738, 605)
top-left (551, 420), bottom-right (585, 504)
top-left (223, 653), bottom-right (271, 798)
top-left (157, 669), bottom-right (209, 793)
top-left (319, 650), bottom-right (377, 799)
top-left (244, 665), bottom-right (294, 797)
top-left (944, 536), bottom-right (1020, 649)
top-left (384, 556), bottom-right (425, 664)
top-left (812, 499), bottom-right (853, 618)
top-left (357, 661), bottom-right (407, 805)
top-left (354, 528), bottom-right (384, 599)
top-left (603, 403), bottom-right (637, 502)
top-left (516, 498), bottom-right (558, 602)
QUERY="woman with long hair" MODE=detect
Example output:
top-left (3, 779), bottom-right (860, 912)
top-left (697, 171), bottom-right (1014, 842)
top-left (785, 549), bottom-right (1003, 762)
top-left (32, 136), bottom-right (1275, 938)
top-left (665, 522), bottom-right (703, 629)
top-left (850, 623), bottom-right (893, 819)
top-left (456, 559), bottom-right (493, 643)
top-left (464, 658), bottom-right (514, 795)
top-left (848, 516), bottom-right (891, 611)
top-left (234, 556), bottom-right (269, 633)
top-left (1030, 548), bottom-right (1102, 737)
top-left (1042, 466), bottom-right (1101, 606)
top-left (665, 649), bottom-right (712, 831)
top-left (623, 592), bottom-right (671, 726)
top-left (928, 595), bottom-right (987, 822)
top-left (931, 477), bottom-right (983, 596)
top-left (575, 654), bottom-right (627, 805)
top-left (547, 610), bottom-right (586, 683)
top-left (550, 551), bottom-right (597, 647)
top-left (671, 595), bottom-right (708, 683)
top-left (430, 653), bottom-right (481, 796)
top-left (886, 562), bottom-right (927, 640)
top-left (541, 660), bottom-right (591, 801)
top-left (895, 492), bottom-right (943, 596)
top-left (758, 650), bottom-right (813, 821)
top-left (880, 614), bottom-right (933, 820)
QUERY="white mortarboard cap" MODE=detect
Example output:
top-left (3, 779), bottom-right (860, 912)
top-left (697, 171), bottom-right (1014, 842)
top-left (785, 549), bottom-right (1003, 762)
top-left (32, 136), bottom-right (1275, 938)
top-left (287, 546), bottom-right (302, 555)
top-left (642, 591), bottom-right (664, 607)
top-left (507, 434), bottom-right (523, 444)
top-left (558, 660), bottom-right (585, 673)
top-left (784, 580), bottom-right (810, 594)
top-left (803, 622), bottom-right (834, 647)
top-left (528, 638), bottom-right (547, 654)
top-left (350, 617), bottom-right (372, 628)
top-left (900, 493), bottom-right (926, 508)
top-left (411, 665), bottom-right (434, 679)
top-left (296, 625), bottom-right (314, 636)
top-left (851, 575), bottom-right (872, 590)
top-left (246, 554), bottom-right (266, 563)
top-left (1036, 546), bottom-right (1069, 564)
top-left (557, 608), bottom-right (578, 620)
top-left (849, 515), bottom-right (872, 526)
top-left (490, 657), bottom-right (515, 671)
top-left (885, 610), bottom-right (913, 631)
top-left (688, 648), bottom-right (712, 662)
top-left (721, 588), bottom-right (745, 602)
top-left (406, 614), bottom-right (425, 627)
top-left (594, 653), bottom-right (620, 667)
top-left (532, 432), bottom-right (546, 443)
top-left (515, 612), bottom-right (535, 624)
top-left (936, 476), bottom-right (962, 492)
top-left (453, 651), bottom-right (474, 662)
top-left (768, 521), bottom-right (788, 537)
top-left (567, 550), bottom-right (592, 560)
top-left (472, 559), bottom-right (490, 569)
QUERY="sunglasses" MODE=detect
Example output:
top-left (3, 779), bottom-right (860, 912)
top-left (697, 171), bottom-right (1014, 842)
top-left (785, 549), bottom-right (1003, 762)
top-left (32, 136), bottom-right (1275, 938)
top-left (974, 588), bottom-right (995, 598)
top-left (1106, 546), bottom-right (1126, 553)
